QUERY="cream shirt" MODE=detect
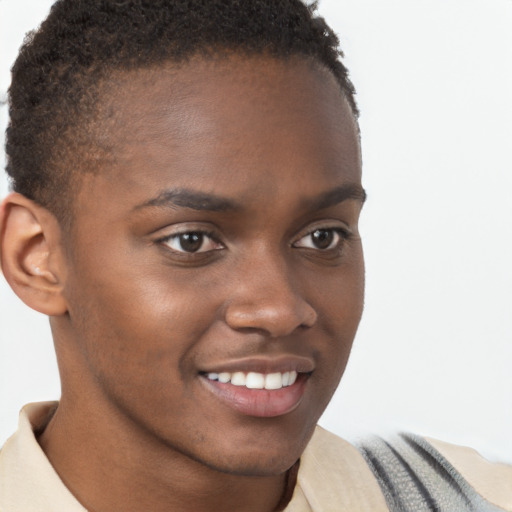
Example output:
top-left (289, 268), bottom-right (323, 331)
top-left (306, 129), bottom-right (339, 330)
top-left (1, 402), bottom-right (511, 512)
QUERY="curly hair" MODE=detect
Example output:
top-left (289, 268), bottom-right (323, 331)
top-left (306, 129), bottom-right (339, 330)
top-left (5, 0), bottom-right (358, 222)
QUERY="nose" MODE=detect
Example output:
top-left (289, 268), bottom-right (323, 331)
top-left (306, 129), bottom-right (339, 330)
top-left (224, 253), bottom-right (318, 338)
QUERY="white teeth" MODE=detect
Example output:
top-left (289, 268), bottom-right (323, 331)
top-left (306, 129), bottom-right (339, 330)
top-left (246, 372), bottom-right (265, 389)
top-left (230, 372), bottom-right (246, 386)
top-left (264, 372), bottom-right (283, 390)
top-left (205, 370), bottom-right (300, 390)
top-left (218, 372), bottom-right (231, 383)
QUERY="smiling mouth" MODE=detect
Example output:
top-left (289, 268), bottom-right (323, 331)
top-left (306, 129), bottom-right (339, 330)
top-left (203, 370), bottom-right (298, 390)
top-left (198, 369), bottom-right (311, 417)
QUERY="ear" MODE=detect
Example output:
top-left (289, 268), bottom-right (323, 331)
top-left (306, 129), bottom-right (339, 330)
top-left (0, 193), bottom-right (68, 316)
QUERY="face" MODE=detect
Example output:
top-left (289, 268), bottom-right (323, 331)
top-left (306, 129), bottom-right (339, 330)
top-left (58, 55), bottom-right (365, 476)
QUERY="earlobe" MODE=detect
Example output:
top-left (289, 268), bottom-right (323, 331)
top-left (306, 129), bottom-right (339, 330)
top-left (0, 193), bottom-right (68, 316)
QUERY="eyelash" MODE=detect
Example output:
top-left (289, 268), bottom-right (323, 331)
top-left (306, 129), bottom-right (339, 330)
top-left (292, 227), bottom-right (351, 252)
top-left (157, 225), bottom-right (351, 256)
top-left (159, 230), bottom-right (224, 255)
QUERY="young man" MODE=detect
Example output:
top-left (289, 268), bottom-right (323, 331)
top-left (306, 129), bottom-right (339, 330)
top-left (0, 1), bottom-right (510, 511)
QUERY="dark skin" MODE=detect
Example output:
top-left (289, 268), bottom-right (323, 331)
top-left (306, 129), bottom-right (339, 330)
top-left (0, 55), bottom-right (364, 512)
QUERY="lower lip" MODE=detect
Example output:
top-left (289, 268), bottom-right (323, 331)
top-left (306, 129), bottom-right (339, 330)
top-left (200, 374), bottom-right (309, 418)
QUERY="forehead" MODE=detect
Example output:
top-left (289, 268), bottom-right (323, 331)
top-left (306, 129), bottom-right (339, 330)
top-left (104, 55), bottom-right (351, 124)
top-left (77, 55), bottom-right (361, 216)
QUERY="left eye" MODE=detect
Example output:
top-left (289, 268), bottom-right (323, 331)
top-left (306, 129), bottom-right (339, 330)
top-left (162, 231), bottom-right (222, 253)
top-left (293, 228), bottom-right (346, 251)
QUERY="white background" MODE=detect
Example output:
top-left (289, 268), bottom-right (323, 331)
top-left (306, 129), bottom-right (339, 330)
top-left (1, 0), bottom-right (511, 462)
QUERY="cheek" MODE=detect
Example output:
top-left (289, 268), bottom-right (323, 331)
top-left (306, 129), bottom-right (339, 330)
top-left (307, 248), bottom-right (365, 387)
top-left (63, 250), bottom-right (221, 397)
top-left (308, 246), bottom-right (365, 334)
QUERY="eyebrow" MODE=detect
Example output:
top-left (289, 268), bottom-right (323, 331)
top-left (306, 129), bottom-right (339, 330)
top-left (134, 182), bottom-right (366, 214)
top-left (305, 183), bottom-right (367, 211)
top-left (134, 188), bottom-right (241, 212)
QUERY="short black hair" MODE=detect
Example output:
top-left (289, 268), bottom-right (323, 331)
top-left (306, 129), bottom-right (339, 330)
top-left (5, 0), bottom-right (358, 223)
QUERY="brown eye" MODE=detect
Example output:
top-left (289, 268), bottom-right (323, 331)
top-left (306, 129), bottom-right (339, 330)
top-left (162, 231), bottom-right (222, 254)
top-left (178, 232), bottom-right (203, 252)
top-left (293, 227), bottom-right (347, 251)
top-left (311, 229), bottom-right (334, 249)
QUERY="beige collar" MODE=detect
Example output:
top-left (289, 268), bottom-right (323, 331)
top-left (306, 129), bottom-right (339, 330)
top-left (0, 402), bottom-right (87, 512)
top-left (285, 426), bottom-right (388, 511)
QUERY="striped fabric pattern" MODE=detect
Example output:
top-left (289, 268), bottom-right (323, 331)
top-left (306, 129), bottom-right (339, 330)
top-left (359, 433), bottom-right (506, 512)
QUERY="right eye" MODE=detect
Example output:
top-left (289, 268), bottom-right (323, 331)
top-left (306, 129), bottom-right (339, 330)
top-left (161, 231), bottom-right (223, 254)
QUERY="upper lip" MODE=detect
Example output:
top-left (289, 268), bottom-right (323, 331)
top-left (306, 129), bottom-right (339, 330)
top-left (198, 355), bottom-right (315, 375)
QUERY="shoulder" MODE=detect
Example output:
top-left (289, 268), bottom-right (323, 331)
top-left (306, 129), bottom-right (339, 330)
top-left (358, 433), bottom-right (512, 512)
top-left (427, 436), bottom-right (512, 511)
top-left (294, 427), bottom-right (512, 512)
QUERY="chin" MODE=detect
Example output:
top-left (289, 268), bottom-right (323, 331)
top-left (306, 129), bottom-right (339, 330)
top-left (203, 452), bottom-right (299, 477)
top-left (194, 423), bottom-right (315, 477)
